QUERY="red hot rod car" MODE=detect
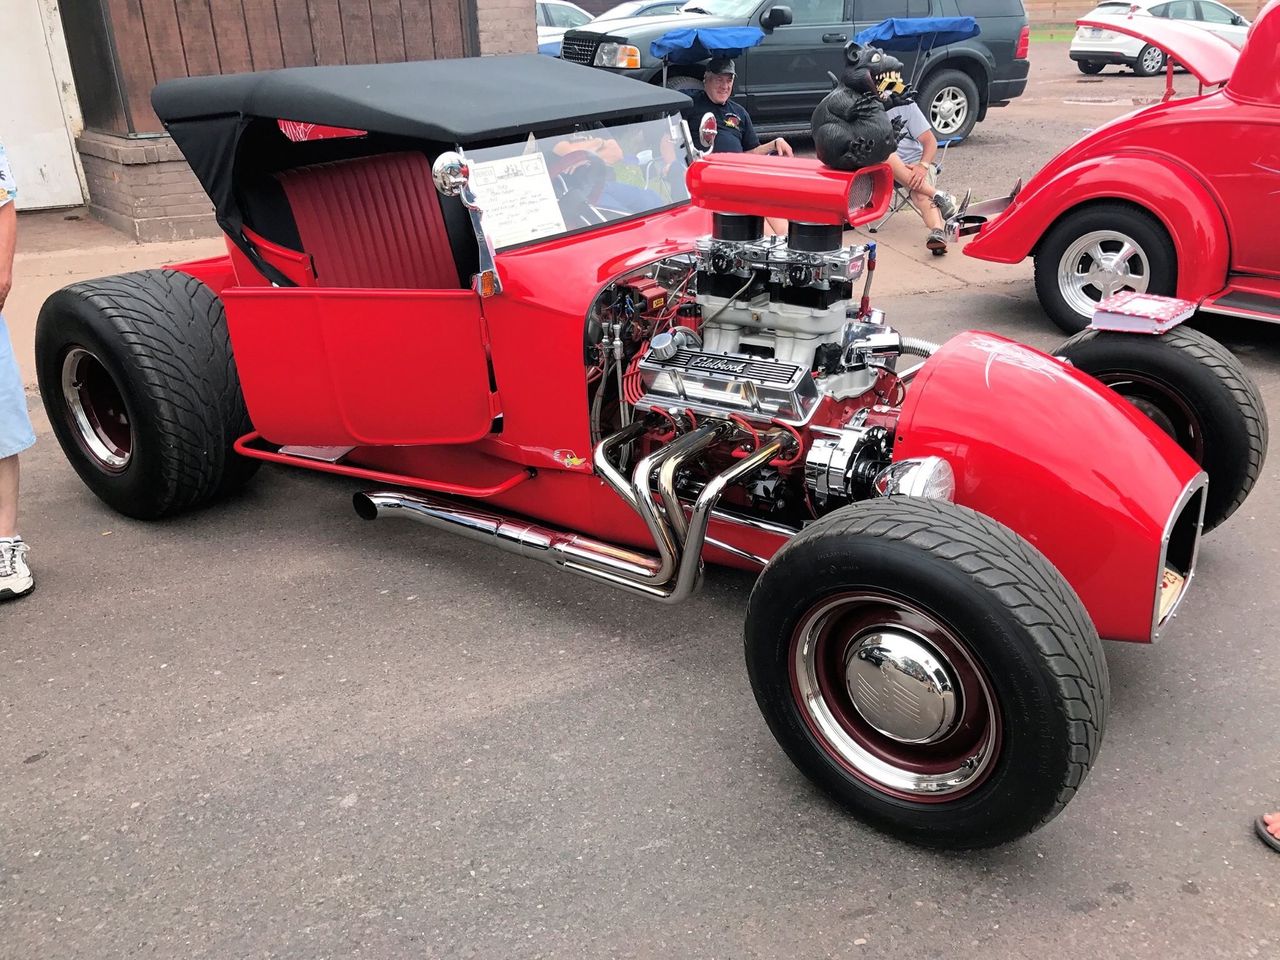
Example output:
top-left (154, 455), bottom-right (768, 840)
top-left (34, 55), bottom-right (1267, 847)
top-left (960, 0), bottom-right (1280, 335)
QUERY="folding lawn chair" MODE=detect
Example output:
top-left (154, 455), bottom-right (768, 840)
top-left (850, 16), bottom-right (979, 234)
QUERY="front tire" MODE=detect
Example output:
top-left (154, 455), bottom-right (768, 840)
top-left (35, 269), bottom-right (258, 519)
top-left (1133, 44), bottom-right (1166, 77)
top-left (1055, 326), bottom-right (1267, 531)
top-left (918, 69), bottom-right (979, 143)
top-left (1034, 203), bottom-right (1176, 334)
top-left (745, 498), bottom-right (1108, 848)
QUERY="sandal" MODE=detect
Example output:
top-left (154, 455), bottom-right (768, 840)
top-left (1255, 815), bottom-right (1280, 853)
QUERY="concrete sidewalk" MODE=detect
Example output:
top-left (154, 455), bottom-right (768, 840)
top-left (4, 204), bottom-right (1031, 388)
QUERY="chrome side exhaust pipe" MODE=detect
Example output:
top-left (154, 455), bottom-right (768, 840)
top-left (354, 425), bottom-right (788, 603)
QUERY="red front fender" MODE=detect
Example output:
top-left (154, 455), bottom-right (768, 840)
top-left (964, 153), bottom-right (1230, 303)
top-left (895, 331), bottom-right (1206, 644)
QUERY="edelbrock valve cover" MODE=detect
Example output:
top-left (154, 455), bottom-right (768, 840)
top-left (635, 348), bottom-right (820, 425)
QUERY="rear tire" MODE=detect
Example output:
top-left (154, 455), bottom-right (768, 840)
top-left (744, 498), bottom-right (1108, 848)
top-left (1133, 44), bottom-right (1166, 77)
top-left (1055, 325), bottom-right (1267, 531)
top-left (35, 269), bottom-right (258, 519)
top-left (1077, 60), bottom-right (1104, 75)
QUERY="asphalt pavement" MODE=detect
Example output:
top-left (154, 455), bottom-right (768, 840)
top-left (3, 44), bottom-right (1279, 960)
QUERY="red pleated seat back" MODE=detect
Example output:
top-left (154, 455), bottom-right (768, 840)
top-left (276, 152), bottom-right (459, 290)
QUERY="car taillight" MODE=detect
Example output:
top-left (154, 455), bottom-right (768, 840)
top-left (1015, 25), bottom-right (1029, 59)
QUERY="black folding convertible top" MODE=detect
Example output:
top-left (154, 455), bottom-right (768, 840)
top-left (152, 55), bottom-right (691, 284)
top-left (151, 54), bottom-right (690, 143)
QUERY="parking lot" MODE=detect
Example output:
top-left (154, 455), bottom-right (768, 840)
top-left (3, 43), bottom-right (1278, 960)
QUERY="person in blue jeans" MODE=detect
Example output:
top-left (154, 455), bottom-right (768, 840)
top-left (0, 140), bottom-right (35, 600)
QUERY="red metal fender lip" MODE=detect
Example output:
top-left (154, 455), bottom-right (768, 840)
top-left (892, 331), bottom-right (1205, 643)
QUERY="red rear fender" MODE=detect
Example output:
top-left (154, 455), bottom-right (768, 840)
top-left (964, 154), bottom-right (1230, 302)
top-left (895, 331), bottom-right (1206, 643)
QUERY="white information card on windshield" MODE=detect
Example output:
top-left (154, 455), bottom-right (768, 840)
top-left (468, 153), bottom-right (566, 249)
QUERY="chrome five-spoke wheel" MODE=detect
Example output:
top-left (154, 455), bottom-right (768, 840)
top-left (1058, 229), bottom-right (1150, 319)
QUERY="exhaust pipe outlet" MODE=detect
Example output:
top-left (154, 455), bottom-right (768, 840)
top-left (354, 426), bottom-right (787, 603)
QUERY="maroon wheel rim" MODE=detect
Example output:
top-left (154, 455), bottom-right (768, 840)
top-left (788, 591), bottom-right (1003, 803)
top-left (60, 347), bottom-right (133, 473)
top-left (1095, 370), bottom-right (1206, 464)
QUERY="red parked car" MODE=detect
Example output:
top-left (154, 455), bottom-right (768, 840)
top-left (960, 0), bottom-right (1280, 335)
top-left (34, 54), bottom-right (1266, 847)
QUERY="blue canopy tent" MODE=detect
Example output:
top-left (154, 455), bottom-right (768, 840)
top-left (852, 16), bottom-right (980, 50)
top-left (649, 26), bottom-right (766, 88)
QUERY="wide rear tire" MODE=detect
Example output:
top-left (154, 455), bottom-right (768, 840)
top-left (35, 269), bottom-right (258, 519)
top-left (745, 498), bottom-right (1108, 849)
top-left (1055, 325), bottom-right (1267, 531)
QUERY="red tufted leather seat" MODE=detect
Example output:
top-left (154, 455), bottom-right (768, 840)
top-left (276, 151), bottom-right (460, 290)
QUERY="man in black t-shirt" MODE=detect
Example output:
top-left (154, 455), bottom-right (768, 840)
top-left (681, 59), bottom-right (793, 158)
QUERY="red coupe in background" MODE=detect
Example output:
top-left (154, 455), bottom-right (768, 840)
top-left (960, 0), bottom-right (1280, 334)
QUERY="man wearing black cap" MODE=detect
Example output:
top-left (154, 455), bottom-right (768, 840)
top-left (682, 59), bottom-right (793, 158)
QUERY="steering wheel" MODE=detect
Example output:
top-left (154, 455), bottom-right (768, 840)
top-left (548, 150), bottom-right (610, 226)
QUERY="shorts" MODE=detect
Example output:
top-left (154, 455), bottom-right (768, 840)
top-left (0, 314), bottom-right (36, 459)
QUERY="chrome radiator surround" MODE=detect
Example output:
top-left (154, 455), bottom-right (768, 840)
top-left (635, 347), bottom-right (820, 426)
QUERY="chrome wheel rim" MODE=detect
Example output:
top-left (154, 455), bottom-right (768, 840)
top-left (60, 347), bottom-right (132, 472)
top-left (929, 86), bottom-right (968, 136)
top-left (1141, 46), bottom-right (1164, 73)
top-left (1058, 228), bottom-right (1150, 321)
top-left (790, 592), bottom-right (1000, 800)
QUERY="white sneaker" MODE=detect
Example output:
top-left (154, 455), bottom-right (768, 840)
top-left (0, 536), bottom-right (33, 601)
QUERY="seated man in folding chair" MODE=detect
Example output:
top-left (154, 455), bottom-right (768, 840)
top-left (884, 100), bottom-right (958, 255)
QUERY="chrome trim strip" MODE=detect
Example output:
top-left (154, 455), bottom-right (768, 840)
top-left (1151, 471), bottom-right (1208, 642)
top-left (1198, 303), bottom-right (1280, 323)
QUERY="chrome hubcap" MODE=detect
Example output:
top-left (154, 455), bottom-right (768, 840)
top-left (793, 593), bottom-right (999, 798)
top-left (1058, 229), bottom-right (1150, 321)
top-left (930, 86), bottom-right (968, 136)
top-left (846, 631), bottom-right (959, 744)
top-left (61, 347), bottom-right (132, 472)
top-left (1141, 47), bottom-right (1163, 72)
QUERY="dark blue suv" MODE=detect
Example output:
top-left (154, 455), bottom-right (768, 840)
top-left (560, 0), bottom-right (1031, 142)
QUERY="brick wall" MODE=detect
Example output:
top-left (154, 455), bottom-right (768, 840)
top-left (77, 132), bottom-right (218, 243)
top-left (477, 0), bottom-right (538, 54)
top-left (74, 0), bottom-right (536, 241)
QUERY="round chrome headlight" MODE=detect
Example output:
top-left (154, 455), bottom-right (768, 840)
top-left (872, 456), bottom-right (956, 501)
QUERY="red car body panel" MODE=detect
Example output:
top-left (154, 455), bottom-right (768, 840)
top-left (965, 0), bottom-right (1280, 302)
top-left (221, 287), bottom-right (499, 446)
top-left (1226, 0), bottom-right (1280, 105)
top-left (165, 153), bottom-right (1204, 642)
top-left (894, 332), bottom-right (1203, 643)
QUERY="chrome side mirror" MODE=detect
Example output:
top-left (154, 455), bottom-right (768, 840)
top-left (433, 149), bottom-right (502, 297)
top-left (698, 112), bottom-right (718, 151)
top-left (432, 151), bottom-right (470, 197)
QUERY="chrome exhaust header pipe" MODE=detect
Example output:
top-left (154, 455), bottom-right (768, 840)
top-left (355, 424), bottom-right (788, 603)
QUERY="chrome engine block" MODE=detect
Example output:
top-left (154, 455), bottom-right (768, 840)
top-left (635, 346), bottom-right (820, 426)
